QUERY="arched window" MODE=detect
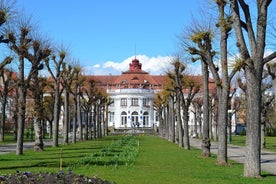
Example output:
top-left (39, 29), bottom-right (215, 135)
top-left (121, 111), bottom-right (127, 126)
top-left (143, 111), bottom-right (149, 127)
top-left (131, 111), bottom-right (139, 127)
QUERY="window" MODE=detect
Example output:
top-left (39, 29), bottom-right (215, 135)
top-left (121, 98), bottom-right (127, 106)
top-left (143, 98), bottom-right (150, 106)
top-left (108, 112), bottom-right (114, 123)
top-left (131, 111), bottom-right (139, 127)
top-left (121, 111), bottom-right (127, 126)
top-left (143, 111), bottom-right (149, 126)
top-left (131, 98), bottom-right (139, 106)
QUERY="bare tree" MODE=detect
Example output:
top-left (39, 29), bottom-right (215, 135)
top-left (70, 66), bottom-right (85, 142)
top-left (229, 0), bottom-right (276, 177)
top-left (0, 66), bottom-right (14, 142)
top-left (183, 1), bottom-right (238, 164)
top-left (0, 0), bottom-right (15, 142)
top-left (168, 59), bottom-right (200, 149)
top-left (45, 49), bottom-right (66, 147)
top-left (26, 38), bottom-right (51, 151)
top-left (201, 60), bottom-right (211, 157)
top-left (160, 76), bottom-right (176, 143)
top-left (153, 91), bottom-right (169, 138)
top-left (61, 63), bottom-right (75, 144)
top-left (7, 18), bottom-right (44, 155)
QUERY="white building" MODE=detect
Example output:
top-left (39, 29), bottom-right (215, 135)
top-left (88, 58), bottom-right (222, 135)
top-left (89, 58), bottom-right (166, 129)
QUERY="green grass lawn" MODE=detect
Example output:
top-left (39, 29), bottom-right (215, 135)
top-left (231, 135), bottom-right (276, 152)
top-left (0, 135), bottom-right (275, 184)
top-left (0, 132), bottom-right (46, 146)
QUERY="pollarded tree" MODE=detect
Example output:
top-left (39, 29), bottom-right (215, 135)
top-left (157, 72), bottom-right (177, 143)
top-left (81, 79), bottom-right (95, 140)
top-left (102, 93), bottom-right (112, 136)
top-left (70, 66), bottom-right (85, 142)
top-left (153, 90), bottom-right (169, 138)
top-left (45, 49), bottom-right (66, 147)
top-left (168, 58), bottom-right (200, 149)
top-left (167, 61), bottom-right (183, 147)
top-left (162, 79), bottom-right (176, 143)
top-left (61, 63), bottom-right (75, 144)
top-left (185, 0), bottom-right (239, 164)
top-left (26, 39), bottom-right (51, 151)
top-left (7, 18), bottom-right (46, 155)
top-left (229, 0), bottom-right (276, 177)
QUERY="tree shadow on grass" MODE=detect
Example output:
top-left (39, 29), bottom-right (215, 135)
top-left (262, 173), bottom-right (276, 178)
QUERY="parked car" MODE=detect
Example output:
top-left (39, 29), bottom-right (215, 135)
top-left (235, 123), bottom-right (246, 135)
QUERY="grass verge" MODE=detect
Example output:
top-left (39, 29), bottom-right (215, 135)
top-left (0, 135), bottom-right (275, 184)
top-left (231, 135), bottom-right (276, 152)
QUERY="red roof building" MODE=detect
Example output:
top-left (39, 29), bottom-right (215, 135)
top-left (87, 58), bottom-right (215, 129)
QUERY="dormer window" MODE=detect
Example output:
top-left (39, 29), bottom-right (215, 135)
top-left (132, 76), bottom-right (139, 80)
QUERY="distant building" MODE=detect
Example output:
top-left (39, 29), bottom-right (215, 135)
top-left (87, 58), bottom-right (218, 132)
top-left (88, 58), bottom-right (166, 128)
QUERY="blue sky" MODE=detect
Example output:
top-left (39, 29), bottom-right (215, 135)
top-left (16, 0), bottom-right (205, 75)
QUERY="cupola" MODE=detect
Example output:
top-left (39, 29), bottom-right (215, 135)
top-left (129, 58), bottom-right (142, 71)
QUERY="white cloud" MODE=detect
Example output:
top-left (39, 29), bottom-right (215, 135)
top-left (83, 55), bottom-right (202, 76)
top-left (93, 64), bottom-right (101, 68)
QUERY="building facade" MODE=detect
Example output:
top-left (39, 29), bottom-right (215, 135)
top-left (89, 58), bottom-right (166, 129)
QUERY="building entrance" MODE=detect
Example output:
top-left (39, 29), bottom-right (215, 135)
top-left (131, 111), bottom-right (139, 127)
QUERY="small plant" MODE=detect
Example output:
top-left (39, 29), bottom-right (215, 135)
top-left (69, 135), bottom-right (140, 169)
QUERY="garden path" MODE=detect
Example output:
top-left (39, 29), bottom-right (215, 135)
top-left (190, 138), bottom-right (276, 175)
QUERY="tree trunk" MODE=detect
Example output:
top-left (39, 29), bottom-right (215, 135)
top-left (48, 121), bottom-right (53, 139)
top-left (52, 83), bottom-right (60, 147)
top-left (261, 122), bottom-right (266, 149)
top-left (201, 61), bottom-right (210, 157)
top-left (164, 105), bottom-right (169, 140)
top-left (97, 104), bottom-right (102, 138)
top-left (228, 0), bottom-right (275, 177)
top-left (63, 90), bottom-right (69, 144)
top-left (198, 111), bottom-right (202, 138)
top-left (182, 107), bottom-right (190, 150)
top-left (176, 92), bottom-right (183, 147)
top-left (93, 104), bottom-right (97, 139)
top-left (212, 103), bottom-right (218, 141)
top-left (104, 104), bottom-right (108, 136)
top-left (88, 110), bottom-right (92, 140)
top-left (16, 85), bottom-right (26, 155)
top-left (16, 57), bottom-right (26, 155)
top-left (216, 89), bottom-right (229, 165)
top-left (192, 112), bottom-right (197, 138)
top-left (34, 119), bottom-right (44, 151)
top-left (77, 90), bottom-right (82, 141)
top-left (84, 110), bottom-right (89, 140)
top-left (168, 96), bottom-right (175, 143)
top-left (13, 114), bottom-right (18, 141)
top-left (244, 71), bottom-right (261, 177)
top-left (72, 99), bottom-right (77, 143)
top-left (0, 96), bottom-right (7, 142)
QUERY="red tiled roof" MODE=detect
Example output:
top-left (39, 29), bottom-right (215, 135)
top-left (85, 59), bottom-right (217, 93)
